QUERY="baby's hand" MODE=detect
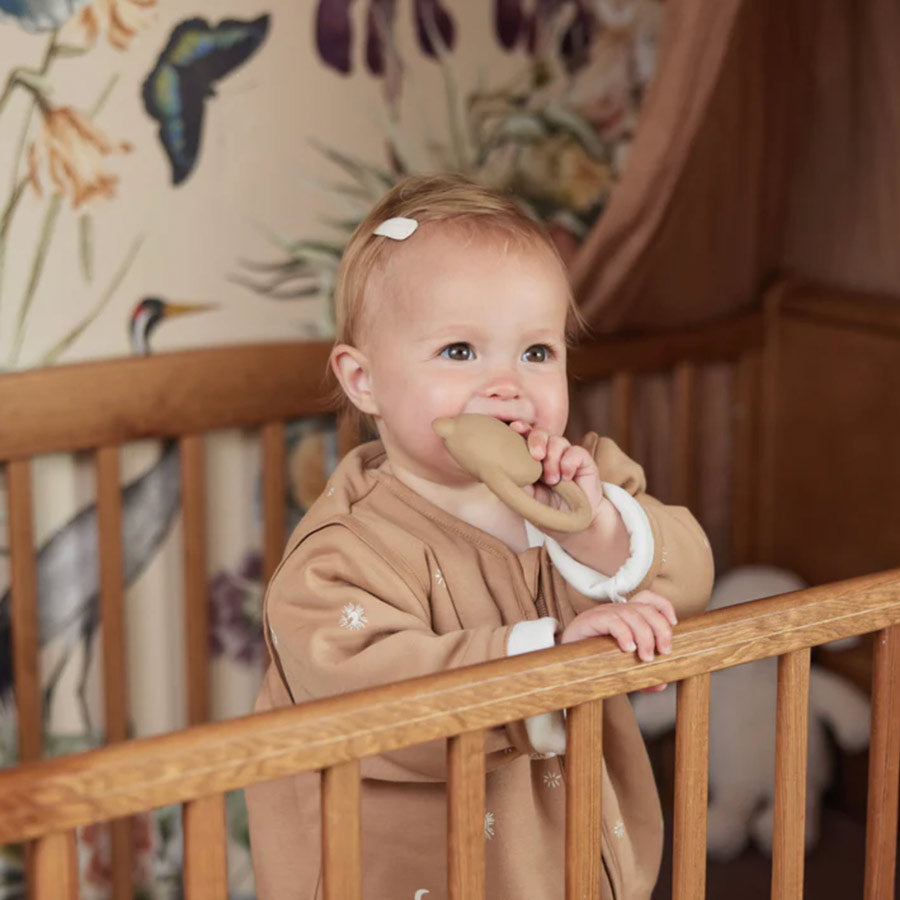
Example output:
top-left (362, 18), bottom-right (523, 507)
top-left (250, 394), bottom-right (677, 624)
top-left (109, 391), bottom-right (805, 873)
top-left (560, 590), bottom-right (677, 661)
top-left (508, 423), bottom-right (605, 515)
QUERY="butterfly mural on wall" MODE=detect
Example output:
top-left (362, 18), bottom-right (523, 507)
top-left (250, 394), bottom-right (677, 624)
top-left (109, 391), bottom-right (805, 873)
top-left (142, 13), bottom-right (270, 185)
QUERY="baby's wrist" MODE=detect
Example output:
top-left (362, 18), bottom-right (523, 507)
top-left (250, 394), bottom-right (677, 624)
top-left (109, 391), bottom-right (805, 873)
top-left (589, 497), bottom-right (622, 539)
top-left (557, 497), bottom-right (626, 562)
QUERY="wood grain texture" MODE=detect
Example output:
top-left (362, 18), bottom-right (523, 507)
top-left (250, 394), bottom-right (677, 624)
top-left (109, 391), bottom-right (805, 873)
top-left (671, 361), bottom-right (698, 509)
top-left (568, 310), bottom-right (763, 379)
top-left (565, 699), bottom-right (604, 899)
top-left (96, 447), bottom-right (129, 744)
top-left (96, 449), bottom-right (134, 899)
top-left (730, 350), bottom-right (761, 566)
top-left (779, 280), bottom-right (900, 336)
top-left (672, 673), bottom-right (710, 900)
top-left (771, 648), bottom-right (811, 900)
top-left (180, 434), bottom-right (208, 727)
top-left (757, 282), bottom-right (782, 563)
top-left (183, 794), bottom-right (228, 900)
top-left (864, 624), bottom-right (900, 900)
top-left (107, 817), bottom-right (133, 900)
top-left (32, 831), bottom-right (78, 900)
top-left (321, 760), bottom-right (362, 900)
top-left (447, 731), bottom-right (486, 899)
top-left (7, 459), bottom-right (42, 763)
top-left (610, 371), bottom-right (634, 454)
top-left (0, 342), bottom-right (333, 460)
top-left (763, 281), bottom-right (900, 583)
top-left (0, 570), bottom-right (898, 845)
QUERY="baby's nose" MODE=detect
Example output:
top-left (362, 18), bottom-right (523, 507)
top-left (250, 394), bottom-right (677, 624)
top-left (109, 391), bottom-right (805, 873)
top-left (484, 374), bottom-right (521, 400)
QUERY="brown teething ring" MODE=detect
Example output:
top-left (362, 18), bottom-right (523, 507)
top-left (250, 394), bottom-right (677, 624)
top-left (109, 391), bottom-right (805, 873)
top-left (432, 414), bottom-right (593, 533)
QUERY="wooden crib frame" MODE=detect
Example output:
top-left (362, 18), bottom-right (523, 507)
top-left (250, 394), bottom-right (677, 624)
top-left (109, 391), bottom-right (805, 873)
top-left (1, 572), bottom-right (898, 900)
top-left (2, 278), bottom-right (899, 898)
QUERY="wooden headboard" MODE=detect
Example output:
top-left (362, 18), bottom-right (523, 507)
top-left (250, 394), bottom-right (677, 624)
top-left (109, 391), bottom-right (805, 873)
top-left (760, 279), bottom-right (900, 584)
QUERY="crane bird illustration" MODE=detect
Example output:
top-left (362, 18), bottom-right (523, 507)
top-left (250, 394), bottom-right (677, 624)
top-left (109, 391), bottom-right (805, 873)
top-left (0, 298), bottom-right (212, 736)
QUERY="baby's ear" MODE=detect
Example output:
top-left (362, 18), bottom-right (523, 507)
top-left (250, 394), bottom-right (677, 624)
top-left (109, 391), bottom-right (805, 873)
top-left (330, 344), bottom-right (378, 416)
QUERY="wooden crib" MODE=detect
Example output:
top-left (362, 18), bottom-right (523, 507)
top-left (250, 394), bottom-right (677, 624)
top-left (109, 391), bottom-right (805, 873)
top-left (1, 277), bottom-right (899, 898)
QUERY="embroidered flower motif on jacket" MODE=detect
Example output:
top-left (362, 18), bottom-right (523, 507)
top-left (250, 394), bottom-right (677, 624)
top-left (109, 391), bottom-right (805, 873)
top-left (543, 771), bottom-right (562, 788)
top-left (484, 812), bottom-right (495, 840)
top-left (339, 602), bottom-right (368, 631)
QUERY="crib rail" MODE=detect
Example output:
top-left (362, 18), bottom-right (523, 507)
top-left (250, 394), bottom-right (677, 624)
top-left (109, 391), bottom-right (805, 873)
top-left (2, 569), bottom-right (898, 899)
top-left (1, 343), bottom-right (333, 758)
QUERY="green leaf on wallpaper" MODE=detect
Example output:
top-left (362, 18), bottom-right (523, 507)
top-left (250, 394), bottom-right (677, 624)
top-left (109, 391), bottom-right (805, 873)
top-left (541, 102), bottom-right (606, 159)
top-left (309, 140), bottom-right (395, 197)
top-left (79, 213), bottom-right (94, 283)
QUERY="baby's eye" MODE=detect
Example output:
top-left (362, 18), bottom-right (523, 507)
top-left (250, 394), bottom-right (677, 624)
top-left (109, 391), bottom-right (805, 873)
top-left (440, 343), bottom-right (475, 361)
top-left (522, 344), bottom-right (552, 363)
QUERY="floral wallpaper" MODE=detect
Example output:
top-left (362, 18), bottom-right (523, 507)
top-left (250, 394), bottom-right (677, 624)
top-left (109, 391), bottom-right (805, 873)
top-left (0, 1), bottom-right (663, 896)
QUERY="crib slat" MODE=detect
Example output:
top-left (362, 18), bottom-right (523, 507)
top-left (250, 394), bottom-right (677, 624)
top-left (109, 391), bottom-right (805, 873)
top-left (322, 760), bottom-right (362, 900)
top-left (183, 794), bottom-right (228, 899)
top-left (447, 730), bottom-right (486, 899)
top-left (730, 351), bottom-right (761, 565)
top-left (566, 699), bottom-right (604, 899)
top-left (671, 362), bottom-right (697, 510)
top-left (32, 831), bottom-right (78, 899)
top-left (771, 648), bottom-right (810, 899)
top-left (7, 459), bottom-right (42, 763)
top-left (95, 446), bottom-right (136, 899)
top-left (261, 421), bottom-right (287, 583)
top-left (610, 371), bottom-right (633, 454)
top-left (180, 434), bottom-right (209, 726)
top-left (96, 446), bottom-right (129, 742)
top-left (672, 674), bottom-right (710, 899)
top-left (864, 623), bottom-right (900, 900)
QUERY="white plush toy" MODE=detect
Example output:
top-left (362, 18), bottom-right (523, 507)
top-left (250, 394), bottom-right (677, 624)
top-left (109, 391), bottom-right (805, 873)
top-left (632, 565), bottom-right (871, 860)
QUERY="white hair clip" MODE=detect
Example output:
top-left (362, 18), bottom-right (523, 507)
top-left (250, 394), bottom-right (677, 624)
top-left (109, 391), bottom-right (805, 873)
top-left (373, 216), bottom-right (418, 240)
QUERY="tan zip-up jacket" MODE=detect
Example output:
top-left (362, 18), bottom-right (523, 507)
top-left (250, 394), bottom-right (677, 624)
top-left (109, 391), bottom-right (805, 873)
top-left (246, 436), bottom-right (713, 900)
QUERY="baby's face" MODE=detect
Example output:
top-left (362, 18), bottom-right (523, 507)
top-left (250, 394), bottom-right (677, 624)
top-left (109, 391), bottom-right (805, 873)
top-left (357, 226), bottom-right (571, 487)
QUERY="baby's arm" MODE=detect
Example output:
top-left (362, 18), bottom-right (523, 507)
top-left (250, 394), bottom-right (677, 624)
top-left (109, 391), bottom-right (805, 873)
top-left (513, 424), bottom-right (714, 622)
top-left (265, 527), bottom-right (546, 775)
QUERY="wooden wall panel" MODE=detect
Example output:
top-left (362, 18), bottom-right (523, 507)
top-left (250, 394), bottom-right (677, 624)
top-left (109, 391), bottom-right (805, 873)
top-left (762, 284), bottom-right (900, 584)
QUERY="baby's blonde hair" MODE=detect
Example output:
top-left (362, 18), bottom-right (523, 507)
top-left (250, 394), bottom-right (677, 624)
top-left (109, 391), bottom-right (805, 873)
top-left (329, 172), bottom-right (585, 424)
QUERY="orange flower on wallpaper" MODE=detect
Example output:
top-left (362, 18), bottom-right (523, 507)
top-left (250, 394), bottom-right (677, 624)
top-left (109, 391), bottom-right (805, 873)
top-left (27, 106), bottom-right (133, 209)
top-left (71, 0), bottom-right (158, 50)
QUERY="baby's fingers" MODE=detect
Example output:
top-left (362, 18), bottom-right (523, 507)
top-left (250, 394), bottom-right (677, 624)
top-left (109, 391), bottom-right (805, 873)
top-left (629, 604), bottom-right (675, 658)
top-left (629, 589), bottom-right (678, 626)
top-left (561, 608), bottom-right (639, 652)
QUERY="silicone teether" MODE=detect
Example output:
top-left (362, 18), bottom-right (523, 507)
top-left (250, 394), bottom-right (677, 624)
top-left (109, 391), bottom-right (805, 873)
top-left (432, 414), bottom-right (593, 533)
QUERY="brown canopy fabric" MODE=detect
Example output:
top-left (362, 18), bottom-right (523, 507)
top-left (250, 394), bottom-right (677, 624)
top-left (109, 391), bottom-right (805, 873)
top-left (571, 0), bottom-right (900, 333)
top-left (567, 0), bottom-right (900, 568)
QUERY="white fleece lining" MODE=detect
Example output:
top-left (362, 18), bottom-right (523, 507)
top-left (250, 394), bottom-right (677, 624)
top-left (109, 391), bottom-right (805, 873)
top-left (524, 481), bottom-right (655, 603)
top-left (506, 619), bottom-right (567, 755)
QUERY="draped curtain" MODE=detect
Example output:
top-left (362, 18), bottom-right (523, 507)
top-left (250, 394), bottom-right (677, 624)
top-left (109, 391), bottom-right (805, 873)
top-left (567, 0), bottom-right (900, 569)
top-left (571, 0), bottom-right (900, 333)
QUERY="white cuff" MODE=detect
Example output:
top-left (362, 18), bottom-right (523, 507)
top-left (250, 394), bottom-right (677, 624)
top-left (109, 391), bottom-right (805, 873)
top-left (506, 618), bottom-right (566, 756)
top-left (507, 617), bottom-right (558, 656)
top-left (525, 482), bottom-right (655, 603)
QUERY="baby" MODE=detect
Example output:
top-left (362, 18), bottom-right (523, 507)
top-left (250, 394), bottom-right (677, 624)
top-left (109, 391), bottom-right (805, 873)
top-left (246, 173), bottom-right (714, 900)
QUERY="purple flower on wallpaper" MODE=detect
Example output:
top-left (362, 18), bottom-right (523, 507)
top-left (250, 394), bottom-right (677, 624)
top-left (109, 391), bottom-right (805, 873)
top-left (495, 0), bottom-right (597, 72)
top-left (495, 0), bottom-right (527, 50)
top-left (315, 0), bottom-right (455, 75)
top-left (208, 551), bottom-right (265, 666)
